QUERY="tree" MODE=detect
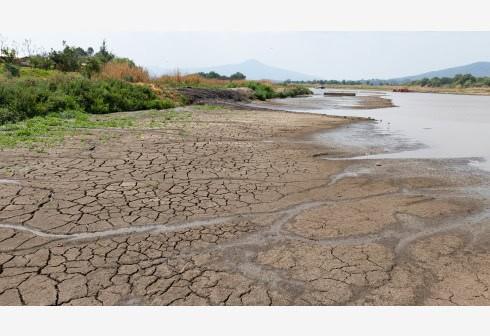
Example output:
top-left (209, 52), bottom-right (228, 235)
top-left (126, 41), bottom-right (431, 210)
top-left (0, 46), bottom-right (17, 63)
top-left (0, 45), bottom-right (20, 77)
top-left (49, 45), bottom-right (81, 72)
top-left (95, 40), bottom-right (114, 64)
top-left (229, 72), bottom-right (246, 80)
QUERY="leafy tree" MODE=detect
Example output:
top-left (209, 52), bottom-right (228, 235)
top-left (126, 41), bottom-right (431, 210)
top-left (0, 46), bottom-right (17, 63)
top-left (48, 41), bottom-right (87, 72)
top-left (229, 72), bottom-right (246, 80)
top-left (1, 46), bottom-right (20, 78)
top-left (94, 40), bottom-right (114, 64)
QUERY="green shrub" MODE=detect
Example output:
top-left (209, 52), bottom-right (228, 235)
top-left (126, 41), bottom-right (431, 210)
top-left (277, 86), bottom-right (312, 98)
top-left (243, 82), bottom-right (311, 100)
top-left (245, 82), bottom-right (275, 100)
top-left (0, 107), bottom-right (21, 124)
top-left (0, 76), bottom-right (174, 124)
top-left (4, 63), bottom-right (20, 78)
top-left (29, 55), bottom-right (54, 70)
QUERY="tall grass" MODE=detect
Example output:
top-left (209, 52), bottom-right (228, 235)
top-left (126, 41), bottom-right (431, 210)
top-left (155, 71), bottom-right (247, 88)
top-left (96, 61), bottom-right (150, 83)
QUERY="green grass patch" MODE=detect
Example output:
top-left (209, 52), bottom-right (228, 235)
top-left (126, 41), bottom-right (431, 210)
top-left (0, 110), bottom-right (134, 149)
top-left (0, 109), bottom-right (192, 149)
top-left (18, 67), bottom-right (63, 78)
top-left (1, 64), bottom-right (62, 79)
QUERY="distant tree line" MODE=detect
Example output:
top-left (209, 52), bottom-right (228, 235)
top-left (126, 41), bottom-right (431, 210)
top-left (197, 71), bottom-right (246, 80)
top-left (408, 74), bottom-right (490, 88)
top-left (286, 74), bottom-right (490, 88)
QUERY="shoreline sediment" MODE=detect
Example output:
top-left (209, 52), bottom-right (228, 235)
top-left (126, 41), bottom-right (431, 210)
top-left (0, 95), bottom-right (488, 305)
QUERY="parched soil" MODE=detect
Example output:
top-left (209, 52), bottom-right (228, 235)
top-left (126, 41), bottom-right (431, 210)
top-left (0, 105), bottom-right (489, 306)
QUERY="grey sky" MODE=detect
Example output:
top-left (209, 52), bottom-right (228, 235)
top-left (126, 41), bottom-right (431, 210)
top-left (2, 31), bottom-right (490, 80)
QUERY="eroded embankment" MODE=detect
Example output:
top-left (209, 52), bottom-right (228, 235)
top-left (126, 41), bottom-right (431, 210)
top-left (0, 98), bottom-right (489, 306)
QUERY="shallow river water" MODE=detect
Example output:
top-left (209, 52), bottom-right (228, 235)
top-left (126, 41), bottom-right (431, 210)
top-left (270, 89), bottom-right (490, 172)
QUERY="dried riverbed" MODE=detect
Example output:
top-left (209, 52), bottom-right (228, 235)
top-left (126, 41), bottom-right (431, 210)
top-left (0, 98), bottom-right (489, 305)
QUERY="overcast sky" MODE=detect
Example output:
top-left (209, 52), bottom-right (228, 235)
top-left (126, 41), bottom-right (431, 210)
top-left (2, 31), bottom-right (490, 80)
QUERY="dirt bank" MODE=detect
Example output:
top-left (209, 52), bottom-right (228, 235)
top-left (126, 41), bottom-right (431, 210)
top-left (177, 87), bottom-right (253, 104)
top-left (0, 101), bottom-right (488, 305)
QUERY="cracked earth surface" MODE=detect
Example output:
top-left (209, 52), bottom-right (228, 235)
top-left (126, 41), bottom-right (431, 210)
top-left (0, 106), bottom-right (489, 305)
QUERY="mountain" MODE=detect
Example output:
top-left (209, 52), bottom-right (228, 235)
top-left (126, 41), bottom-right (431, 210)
top-left (149, 59), bottom-right (318, 81)
top-left (389, 61), bottom-right (490, 83)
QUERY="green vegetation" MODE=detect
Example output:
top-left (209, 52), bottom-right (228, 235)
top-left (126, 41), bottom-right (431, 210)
top-left (245, 81), bottom-right (275, 100)
top-left (276, 85), bottom-right (312, 98)
top-left (290, 74), bottom-right (490, 89)
top-left (0, 76), bottom-right (175, 124)
top-left (25, 40), bottom-right (114, 77)
top-left (408, 74), bottom-right (490, 88)
top-left (1, 64), bottom-right (61, 78)
top-left (245, 81), bottom-right (312, 100)
top-left (0, 36), bottom-right (312, 147)
top-left (198, 71), bottom-right (246, 80)
top-left (156, 71), bottom-right (311, 99)
top-left (0, 108), bottom-right (191, 148)
top-left (0, 110), bottom-right (133, 148)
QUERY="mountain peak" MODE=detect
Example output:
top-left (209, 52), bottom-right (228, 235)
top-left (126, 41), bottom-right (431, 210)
top-left (241, 59), bottom-right (264, 66)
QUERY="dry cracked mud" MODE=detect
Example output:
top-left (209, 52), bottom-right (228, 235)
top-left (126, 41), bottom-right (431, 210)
top-left (0, 105), bottom-right (489, 305)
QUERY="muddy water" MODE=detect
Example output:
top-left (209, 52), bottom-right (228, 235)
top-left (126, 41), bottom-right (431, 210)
top-left (270, 89), bottom-right (490, 172)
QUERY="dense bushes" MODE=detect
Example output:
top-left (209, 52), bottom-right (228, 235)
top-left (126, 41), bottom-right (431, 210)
top-left (245, 82), bottom-right (312, 100)
top-left (276, 85), bottom-right (312, 98)
top-left (245, 82), bottom-right (276, 100)
top-left (0, 76), bottom-right (175, 124)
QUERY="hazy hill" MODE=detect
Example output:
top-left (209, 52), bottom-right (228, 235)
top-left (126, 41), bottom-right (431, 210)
top-left (150, 59), bottom-right (318, 81)
top-left (390, 61), bottom-right (490, 83)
